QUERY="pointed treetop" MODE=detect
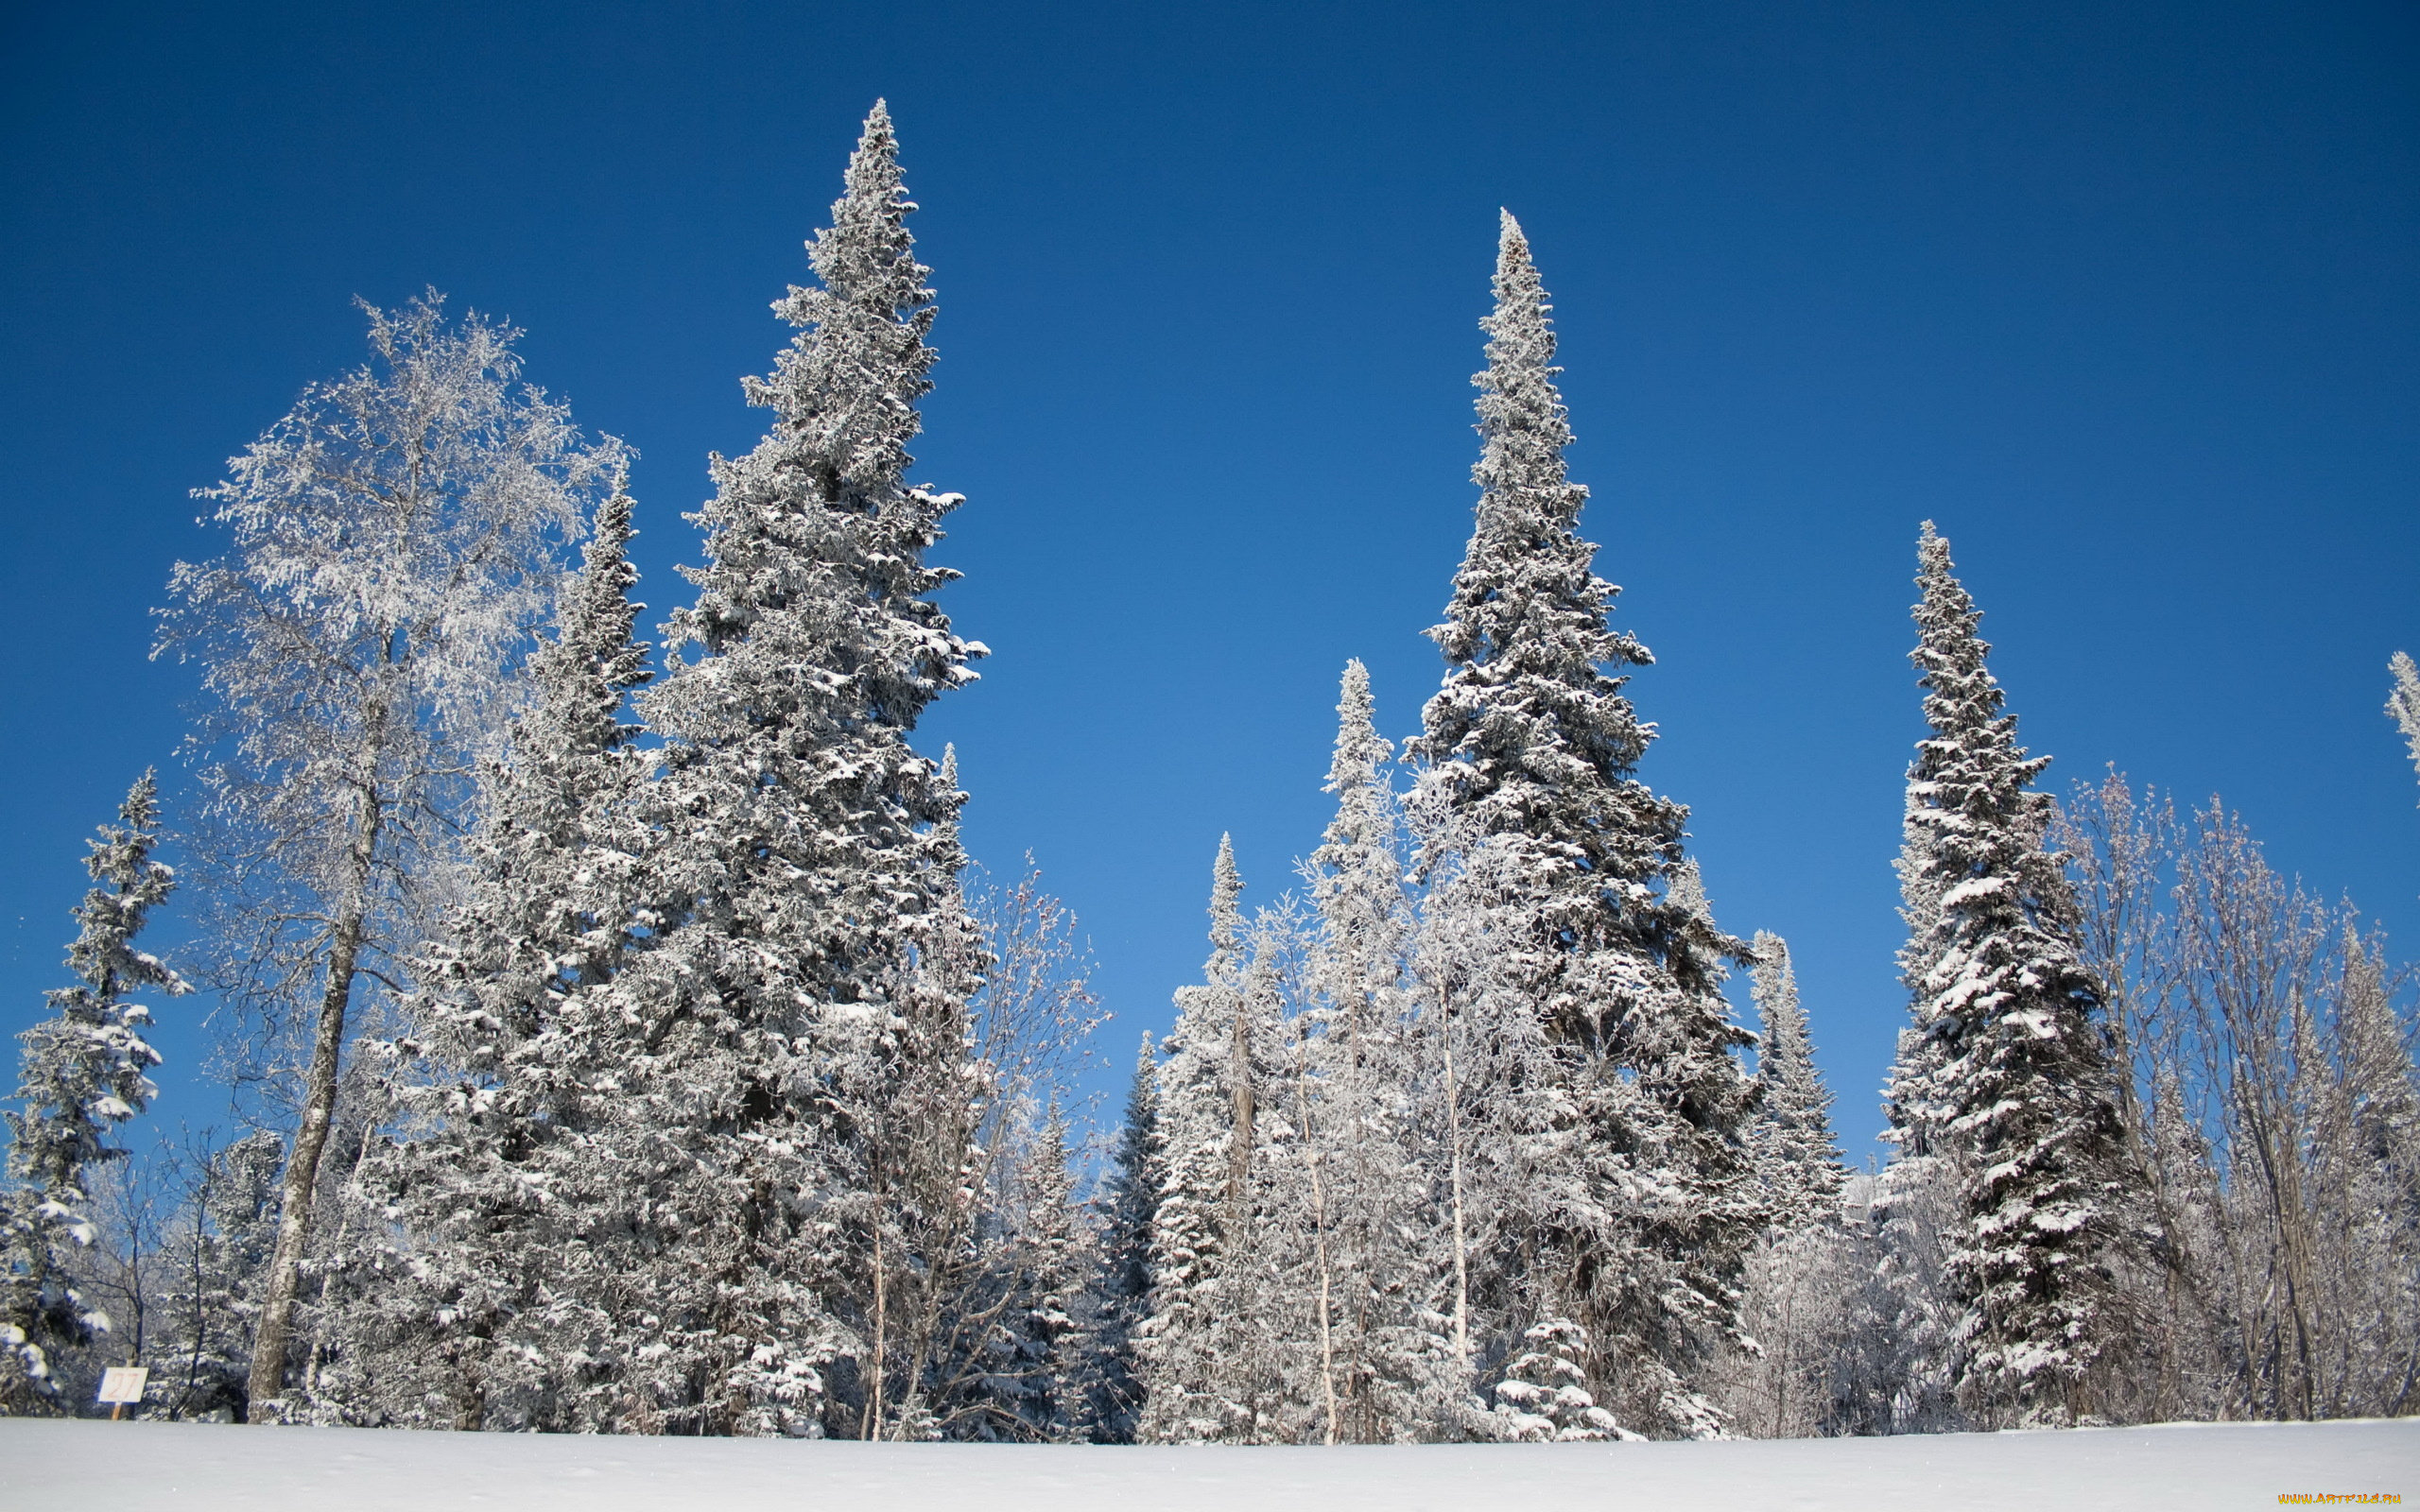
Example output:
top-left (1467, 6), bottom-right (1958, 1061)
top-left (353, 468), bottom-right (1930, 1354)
top-left (1910, 521), bottom-right (2043, 796)
top-left (1473, 210), bottom-right (1575, 507)
top-left (1913, 520), bottom-right (1986, 661)
top-left (810, 99), bottom-right (926, 313)
top-left (1206, 834), bottom-right (1244, 974)
top-left (1668, 858), bottom-right (1713, 924)
top-left (544, 465), bottom-right (650, 725)
top-left (1749, 932), bottom-right (1804, 1073)
top-left (1323, 660), bottom-right (1392, 813)
top-left (1414, 211), bottom-right (1677, 901)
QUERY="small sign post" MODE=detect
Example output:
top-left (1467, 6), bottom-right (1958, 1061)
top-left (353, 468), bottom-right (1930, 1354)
top-left (96, 1366), bottom-right (147, 1420)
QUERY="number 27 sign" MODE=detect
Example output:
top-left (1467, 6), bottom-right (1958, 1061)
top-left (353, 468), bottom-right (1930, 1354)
top-left (96, 1366), bottom-right (147, 1418)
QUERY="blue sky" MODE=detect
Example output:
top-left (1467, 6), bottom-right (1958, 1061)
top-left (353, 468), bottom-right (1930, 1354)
top-left (3, 0), bottom-right (2414, 1156)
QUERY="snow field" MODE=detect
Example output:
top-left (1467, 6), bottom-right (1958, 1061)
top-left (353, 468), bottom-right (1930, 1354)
top-left (4, 1418), bottom-right (2411, 1512)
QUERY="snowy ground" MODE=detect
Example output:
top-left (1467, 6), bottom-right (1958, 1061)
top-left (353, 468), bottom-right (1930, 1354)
top-left (6, 1418), bottom-right (2409, 1510)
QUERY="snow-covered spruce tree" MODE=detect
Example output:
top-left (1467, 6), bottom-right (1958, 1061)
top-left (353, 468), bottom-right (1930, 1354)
top-left (1292, 660), bottom-right (1446, 1442)
top-left (955, 1106), bottom-right (1090, 1441)
top-left (856, 746), bottom-right (993, 1440)
top-left (1714, 929), bottom-right (1866, 1438)
top-left (1405, 812), bottom-right (1564, 1429)
top-left (1489, 1317), bottom-right (1631, 1441)
top-left (1882, 523), bottom-right (2141, 1427)
top-left (158, 293), bottom-right (619, 1421)
top-left (2323, 933), bottom-right (2420, 1415)
top-left (614, 101), bottom-right (983, 1437)
top-left (1138, 839), bottom-right (1293, 1442)
top-left (314, 477), bottom-right (657, 1431)
top-left (2, 776), bottom-right (185, 1415)
top-left (1745, 934), bottom-right (1845, 1231)
top-left (2391, 653), bottom-right (2420, 799)
top-left (1074, 1033), bottom-right (1160, 1442)
top-left (1405, 212), bottom-right (1756, 1438)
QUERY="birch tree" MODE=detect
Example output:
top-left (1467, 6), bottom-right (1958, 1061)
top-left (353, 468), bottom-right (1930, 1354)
top-left (158, 292), bottom-right (619, 1420)
top-left (2390, 652), bottom-right (2420, 799)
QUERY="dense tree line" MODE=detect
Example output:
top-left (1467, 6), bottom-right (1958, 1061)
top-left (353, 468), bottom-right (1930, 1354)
top-left (6, 106), bottom-right (2414, 1437)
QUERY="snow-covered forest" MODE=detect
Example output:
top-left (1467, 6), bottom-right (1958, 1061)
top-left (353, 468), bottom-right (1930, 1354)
top-left (5, 104), bottom-right (2417, 1443)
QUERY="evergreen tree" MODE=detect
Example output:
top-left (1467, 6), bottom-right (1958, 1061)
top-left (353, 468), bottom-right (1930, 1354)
top-left (1296, 660), bottom-right (1443, 1442)
top-left (317, 477), bottom-right (656, 1431)
top-left (1405, 211), bottom-right (1755, 1438)
top-left (1138, 838), bottom-right (1289, 1441)
top-left (960, 1108), bottom-right (1088, 1441)
top-left (605, 99), bottom-right (982, 1436)
top-left (419, 473), bottom-right (655, 1051)
top-left (1882, 522), bottom-right (2139, 1426)
top-left (1717, 931), bottom-right (1865, 1439)
top-left (1745, 934), bottom-right (1845, 1231)
top-left (3, 774), bottom-right (186, 1414)
top-left (1488, 1318), bottom-right (1631, 1440)
top-left (1075, 1033), bottom-right (1160, 1442)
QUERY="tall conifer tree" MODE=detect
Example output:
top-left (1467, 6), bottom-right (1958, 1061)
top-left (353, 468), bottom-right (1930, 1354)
top-left (1300, 662), bottom-right (1443, 1440)
top-left (1075, 1033), bottom-right (1161, 1442)
top-left (1139, 838), bottom-right (1289, 1441)
top-left (554, 100), bottom-right (983, 1436)
top-left (1745, 934), bottom-right (1845, 1232)
top-left (2, 775), bottom-right (185, 1413)
top-left (1883, 523), bottom-right (2138, 1426)
top-left (1407, 212), bottom-right (1754, 1438)
top-left (320, 479), bottom-right (655, 1430)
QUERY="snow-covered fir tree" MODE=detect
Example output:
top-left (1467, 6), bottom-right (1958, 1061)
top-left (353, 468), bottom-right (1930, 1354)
top-left (1139, 838), bottom-right (1294, 1442)
top-left (1404, 211), bottom-right (1756, 1439)
top-left (2323, 933), bottom-right (2420, 1412)
top-left (313, 476), bottom-right (657, 1431)
top-left (955, 1107), bottom-right (1089, 1440)
top-left (2, 774), bottom-right (185, 1414)
top-left (1074, 1034), bottom-right (1159, 1442)
top-left (1745, 934), bottom-right (1845, 1231)
top-left (1882, 522), bottom-right (2140, 1427)
top-left (1712, 929), bottom-right (1867, 1439)
top-left (1489, 1317), bottom-right (1631, 1441)
top-left (1292, 661), bottom-right (1447, 1442)
top-left (544, 100), bottom-right (986, 1437)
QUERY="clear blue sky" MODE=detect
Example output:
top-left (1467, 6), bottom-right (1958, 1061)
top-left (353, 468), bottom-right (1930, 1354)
top-left (4, 0), bottom-right (2414, 1157)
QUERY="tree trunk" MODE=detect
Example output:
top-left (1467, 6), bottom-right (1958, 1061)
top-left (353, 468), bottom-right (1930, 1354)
top-left (1292, 1025), bottom-right (1340, 1444)
top-left (1226, 1002), bottom-right (1253, 1213)
top-left (245, 789), bottom-right (378, 1423)
top-left (1442, 986), bottom-right (1471, 1370)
